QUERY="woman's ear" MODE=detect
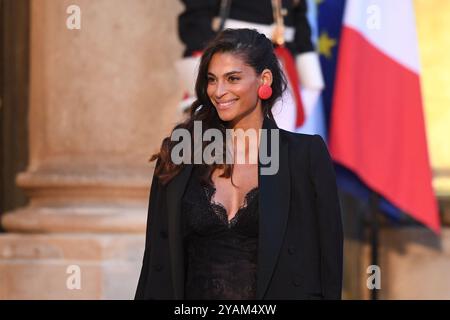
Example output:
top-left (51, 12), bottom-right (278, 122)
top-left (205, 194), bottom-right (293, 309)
top-left (260, 68), bottom-right (273, 86)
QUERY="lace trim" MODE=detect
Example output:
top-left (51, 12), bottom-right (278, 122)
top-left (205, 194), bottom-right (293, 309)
top-left (203, 184), bottom-right (259, 228)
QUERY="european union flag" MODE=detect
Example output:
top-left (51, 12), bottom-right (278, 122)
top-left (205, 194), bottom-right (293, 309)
top-left (317, 0), bottom-right (346, 134)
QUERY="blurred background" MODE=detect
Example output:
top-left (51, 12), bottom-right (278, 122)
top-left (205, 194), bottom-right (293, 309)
top-left (0, 0), bottom-right (449, 299)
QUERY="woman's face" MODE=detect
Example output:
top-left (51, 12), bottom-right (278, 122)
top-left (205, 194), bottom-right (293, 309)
top-left (206, 52), bottom-right (263, 125)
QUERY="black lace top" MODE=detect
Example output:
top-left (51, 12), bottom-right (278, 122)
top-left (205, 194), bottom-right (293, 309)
top-left (181, 166), bottom-right (259, 300)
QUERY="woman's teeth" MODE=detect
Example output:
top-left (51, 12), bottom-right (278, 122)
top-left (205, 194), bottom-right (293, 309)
top-left (217, 99), bottom-right (236, 108)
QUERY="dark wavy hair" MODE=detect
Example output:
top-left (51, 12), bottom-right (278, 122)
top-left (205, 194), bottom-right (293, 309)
top-left (151, 28), bottom-right (287, 185)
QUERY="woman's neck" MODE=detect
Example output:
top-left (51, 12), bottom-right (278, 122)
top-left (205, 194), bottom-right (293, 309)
top-left (228, 106), bottom-right (264, 165)
top-left (229, 104), bottom-right (264, 132)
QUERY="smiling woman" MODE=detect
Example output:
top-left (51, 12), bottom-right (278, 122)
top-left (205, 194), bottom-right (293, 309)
top-left (135, 29), bottom-right (343, 300)
top-left (206, 52), bottom-right (270, 127)
top-left (149, 29), bottom-right (287, 186)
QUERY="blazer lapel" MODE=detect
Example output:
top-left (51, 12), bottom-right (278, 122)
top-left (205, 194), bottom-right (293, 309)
top-left (256, 117), bottom-right (291, 299)
top-left (166, 164), bottom-right (192, 299)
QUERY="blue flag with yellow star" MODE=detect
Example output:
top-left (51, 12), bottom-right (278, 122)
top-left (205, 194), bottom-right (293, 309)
top-left (317, 0), bottom-right (346, 134)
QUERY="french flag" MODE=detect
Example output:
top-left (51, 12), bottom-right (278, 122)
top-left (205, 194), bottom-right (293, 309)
top-left (329, 0), bottom-right (440, 233)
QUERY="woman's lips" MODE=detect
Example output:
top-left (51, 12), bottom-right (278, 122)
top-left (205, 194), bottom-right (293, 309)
top-left (216, 99), bottom-right (237, 110)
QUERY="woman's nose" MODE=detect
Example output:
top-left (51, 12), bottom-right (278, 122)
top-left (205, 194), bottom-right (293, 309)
top-left (214, 80), bottom-right (227, 98)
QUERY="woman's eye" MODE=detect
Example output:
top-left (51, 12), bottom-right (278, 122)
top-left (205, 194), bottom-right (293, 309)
top-left (207, 77), bottom-right (216, 83)
top-left (228, 76), bottom-right (240, 82)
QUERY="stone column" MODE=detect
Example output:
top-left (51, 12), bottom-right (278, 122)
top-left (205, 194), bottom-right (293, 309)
top-left (0, 0), bottom-right (183, 299)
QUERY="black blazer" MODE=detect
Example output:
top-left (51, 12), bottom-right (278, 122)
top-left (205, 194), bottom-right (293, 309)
top-left (135, 116), bottom-right (343, 300)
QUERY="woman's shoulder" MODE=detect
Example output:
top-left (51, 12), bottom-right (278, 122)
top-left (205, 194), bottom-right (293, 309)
top-left (278, 129), bottom-right (331, 161)
top-left (279, 129), bottom-right (324, 149)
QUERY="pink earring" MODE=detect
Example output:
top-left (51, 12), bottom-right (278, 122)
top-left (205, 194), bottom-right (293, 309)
top-left (258, 84), bottom-right (272, 100)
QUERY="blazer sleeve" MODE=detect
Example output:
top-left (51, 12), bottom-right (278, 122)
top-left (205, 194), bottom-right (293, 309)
top-left (178, 0), bottom-right (218, 57)
top-left (309, 134), bottom-right (344, 299)
top-left (135, 159), bottom-right (162, 300)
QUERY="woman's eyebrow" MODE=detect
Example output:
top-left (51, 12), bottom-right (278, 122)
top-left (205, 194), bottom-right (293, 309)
top-left (207, 70), bottom-right (243, 77)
